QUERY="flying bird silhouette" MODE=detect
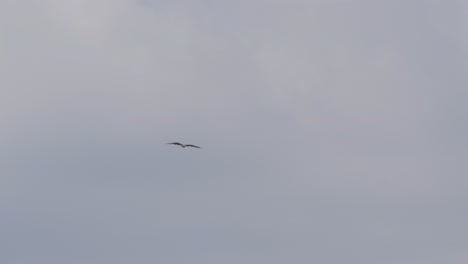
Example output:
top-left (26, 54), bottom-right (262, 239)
top-left (167, 142), bottom-right (201, 149)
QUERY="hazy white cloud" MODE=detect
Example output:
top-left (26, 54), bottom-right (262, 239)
top-left (0, 1), bottom-right (467, 263)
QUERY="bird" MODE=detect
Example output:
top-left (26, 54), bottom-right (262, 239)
top-left (167, 142), bottom-right (201, 149)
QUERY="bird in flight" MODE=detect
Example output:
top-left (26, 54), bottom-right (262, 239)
top-left (167, 142), bottom-right (201, 149)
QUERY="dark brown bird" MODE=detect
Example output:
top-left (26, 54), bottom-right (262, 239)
top-left (167, 142), bottom-right (201, 149)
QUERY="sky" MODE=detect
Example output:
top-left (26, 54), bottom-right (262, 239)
top-left (0, 0), bottom-right (467, 263)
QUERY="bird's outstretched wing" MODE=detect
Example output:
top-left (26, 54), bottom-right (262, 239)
top-left (185, 144), bottom-right (201, 149)
top-left (167, 142), bottom-right (183, 146)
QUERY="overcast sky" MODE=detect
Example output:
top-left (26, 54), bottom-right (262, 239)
top-left (1, 1), bottom-right (467, 263)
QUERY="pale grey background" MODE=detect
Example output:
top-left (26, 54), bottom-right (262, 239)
top-left (0, 0), bottom-right (467, 263)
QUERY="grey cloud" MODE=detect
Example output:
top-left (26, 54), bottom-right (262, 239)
top-left (0, 0), bottom-right (467, 263)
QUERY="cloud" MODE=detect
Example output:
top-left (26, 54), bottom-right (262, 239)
top-left (0, 1), bottom-right (467, 263)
